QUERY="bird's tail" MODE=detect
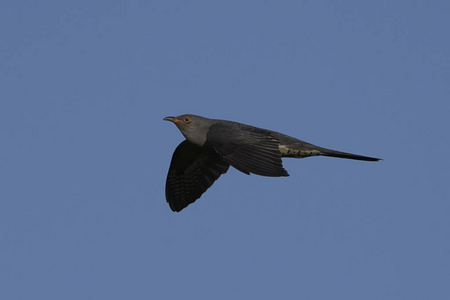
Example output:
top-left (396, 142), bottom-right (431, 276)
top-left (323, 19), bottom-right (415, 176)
top-left (320, 148), bottom-right (381, 161)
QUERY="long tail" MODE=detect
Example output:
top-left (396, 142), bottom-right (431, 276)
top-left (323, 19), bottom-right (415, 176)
top-left (320, 148), bottom-right (381, 161)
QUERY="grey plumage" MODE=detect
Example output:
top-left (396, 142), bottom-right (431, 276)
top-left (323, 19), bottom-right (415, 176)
top-left (164, 114), bottom-right (380, 212)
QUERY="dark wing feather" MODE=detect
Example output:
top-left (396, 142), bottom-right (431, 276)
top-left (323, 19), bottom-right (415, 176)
top-left (207, 122), bottom-right (289, 177)
top-left (165, 140), bottom-right (229, 212)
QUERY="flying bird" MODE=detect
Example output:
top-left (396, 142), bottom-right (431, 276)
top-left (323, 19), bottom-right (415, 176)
top-left (164, 114), bottom-right (380, 212)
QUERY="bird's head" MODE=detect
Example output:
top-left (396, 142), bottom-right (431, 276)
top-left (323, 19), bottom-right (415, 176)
top-left (163, 114), bottom-right (211, 146)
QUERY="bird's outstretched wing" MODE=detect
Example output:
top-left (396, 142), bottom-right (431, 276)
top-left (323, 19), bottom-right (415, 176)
top-left (166, 140), bottom-right (230, 212)
top-left (207, 122), bottom-right (289, 177)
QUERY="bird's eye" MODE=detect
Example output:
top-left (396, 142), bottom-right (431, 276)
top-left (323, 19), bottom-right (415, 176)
top-left (184, 117), bottom-right (191, 123)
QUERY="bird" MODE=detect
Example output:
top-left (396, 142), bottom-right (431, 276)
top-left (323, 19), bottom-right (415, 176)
top-left (164, 114), bottom-right (380, 212)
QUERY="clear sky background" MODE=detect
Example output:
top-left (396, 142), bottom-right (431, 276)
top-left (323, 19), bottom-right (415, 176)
top-left (1, 1), bottom-right (449, 299)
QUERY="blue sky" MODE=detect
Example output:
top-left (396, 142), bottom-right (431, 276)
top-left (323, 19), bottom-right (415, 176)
top-left (1, 1), bottom-right (449, 299)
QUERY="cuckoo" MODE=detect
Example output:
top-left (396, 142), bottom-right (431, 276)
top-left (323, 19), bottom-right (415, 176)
top-left (164, 114), bottom-right (380, 212)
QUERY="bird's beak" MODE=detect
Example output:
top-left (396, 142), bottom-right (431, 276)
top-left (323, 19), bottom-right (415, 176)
top-left (163, 116), bottom-right (182, 124)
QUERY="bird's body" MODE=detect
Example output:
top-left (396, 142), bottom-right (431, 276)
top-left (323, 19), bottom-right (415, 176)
top-left (164, 114), bottom-right (380, 212)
